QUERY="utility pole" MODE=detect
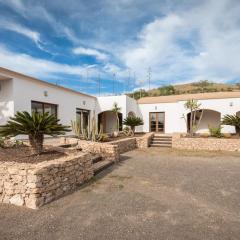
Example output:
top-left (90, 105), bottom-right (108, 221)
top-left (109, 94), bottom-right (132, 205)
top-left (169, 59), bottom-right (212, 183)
top-left (113, 73), bottom-right (116, 95)
top-left (98, 73), bottom-right (101, 97)
top-left (126, 68), bottom-right (131, 93)
top-left (147, 67), bottom-right (152, 91)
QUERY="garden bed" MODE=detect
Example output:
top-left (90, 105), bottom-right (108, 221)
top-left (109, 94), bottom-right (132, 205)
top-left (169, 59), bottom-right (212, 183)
top-left (0, 146), bottom-right (66, 163)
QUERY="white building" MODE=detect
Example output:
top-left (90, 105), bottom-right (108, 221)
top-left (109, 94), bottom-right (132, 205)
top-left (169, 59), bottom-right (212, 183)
top-left (1, 67), bottom-right (240, 135)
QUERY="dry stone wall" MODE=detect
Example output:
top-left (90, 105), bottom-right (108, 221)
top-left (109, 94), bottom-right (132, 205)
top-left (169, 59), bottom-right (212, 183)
top-left (173, 134), bottom-right (240, 152)
top-left (136, 133), bottom-right (154, 149)
top-left (0, 152), bottom-right (93, 209)
top-left (77, 140), bottom-right (120, 162)
top-left (109, 138), bottom-right (137, 154)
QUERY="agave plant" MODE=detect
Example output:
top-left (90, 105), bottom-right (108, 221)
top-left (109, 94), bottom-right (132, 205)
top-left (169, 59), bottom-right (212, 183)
top-left (222, 114), bottom-right (240, 135)
top-left (0, 111), bottom-right (70, 155)
top-left (123, 116), bottom-right (144, 133)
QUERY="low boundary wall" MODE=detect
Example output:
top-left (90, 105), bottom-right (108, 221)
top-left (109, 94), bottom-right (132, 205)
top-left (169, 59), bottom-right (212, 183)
top-left (173, 134), bottom-right (240, 152)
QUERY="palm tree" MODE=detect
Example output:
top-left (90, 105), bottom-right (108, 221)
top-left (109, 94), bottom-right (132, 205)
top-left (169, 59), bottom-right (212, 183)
top-left (184, 99), bottom-right (204, 136)
top-left (111, 102), bottom-right (121, 133)
top-left (123, 116), bottom-right (144, 133)
top-left (0, 111), bottom-right (70, 155)
top-left (222, 114), bottom-right (240, 135)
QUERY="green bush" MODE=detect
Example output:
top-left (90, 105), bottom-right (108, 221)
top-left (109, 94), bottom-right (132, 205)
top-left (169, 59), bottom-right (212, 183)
top-left (208, 125), bottom-right (222, 138)
top-left (222, 114), bottom-right (240, 136)
top-left (0, 111), bottom-right (70, 154)
top-left (123, 116), bottom-right (144, 133)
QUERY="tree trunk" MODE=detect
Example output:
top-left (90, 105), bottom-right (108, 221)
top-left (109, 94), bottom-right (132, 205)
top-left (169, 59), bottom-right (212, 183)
top-left (190, 109), bottom-right (193, 136)
top-left (29, 135), bottom-right (44, 155)
top-left (130, 126), bottom-right (135, 133)
top-left (236, 127), bottom-right (240, 136)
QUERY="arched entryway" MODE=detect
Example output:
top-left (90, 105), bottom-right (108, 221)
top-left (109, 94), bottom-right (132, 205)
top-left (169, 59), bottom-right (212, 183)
top-left (98, 111), bottom-right (123, 133)
top-left (127, 111), bottom-right (136, 117)
top-left (236, 111), bottom-right (240, 117)
top-left (187, 109), bottom-right (221, 133)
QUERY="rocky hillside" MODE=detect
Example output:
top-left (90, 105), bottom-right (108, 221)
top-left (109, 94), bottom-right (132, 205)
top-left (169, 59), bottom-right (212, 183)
top-left (127, 80), bottom-right (240, 100)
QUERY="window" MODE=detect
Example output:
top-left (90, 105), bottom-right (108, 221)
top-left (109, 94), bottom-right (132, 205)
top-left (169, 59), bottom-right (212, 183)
top-left (76, 108), bottom-right (90, 130)
top-left (31, 101), bottom-right (58, 117)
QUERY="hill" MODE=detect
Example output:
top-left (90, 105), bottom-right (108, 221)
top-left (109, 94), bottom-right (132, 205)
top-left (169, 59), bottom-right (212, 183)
top-left (127, 80), bottom-right (240, 100)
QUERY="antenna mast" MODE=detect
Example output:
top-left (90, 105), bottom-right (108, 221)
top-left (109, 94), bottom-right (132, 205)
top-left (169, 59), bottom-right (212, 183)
top-left (98, 73), bottom-right (101, 97)
top-left (147, 67), bottom-right (152, 91)
top-left (113, 73), bottom-right (116, 95)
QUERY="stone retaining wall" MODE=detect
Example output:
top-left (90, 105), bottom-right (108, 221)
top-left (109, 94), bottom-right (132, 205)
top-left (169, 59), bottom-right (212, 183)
top-left (136, 132), bottom-right (154, 149)
top-left (109, 138), bottom-right (137, 154)
top-left (77, 140), bottom-right (120, 162)
top-left (172, 134), bottom-right (240, 152)
top-left (0, 152), bottom-right (93, 209)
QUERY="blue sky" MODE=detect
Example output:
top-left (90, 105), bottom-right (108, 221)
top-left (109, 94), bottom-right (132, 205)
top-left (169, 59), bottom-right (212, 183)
top-left (0, 0), bottom-right (240, 95)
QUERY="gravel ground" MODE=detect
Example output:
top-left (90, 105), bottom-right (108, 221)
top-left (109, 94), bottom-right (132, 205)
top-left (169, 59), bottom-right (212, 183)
top-left (1, 148), bottom-right (240, 240)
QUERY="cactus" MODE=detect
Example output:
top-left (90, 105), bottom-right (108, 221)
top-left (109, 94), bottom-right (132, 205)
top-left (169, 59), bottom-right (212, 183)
top-left (71, 120), bottom-right (82, 138)
top-left (71, 115), bottom-right (106, 142)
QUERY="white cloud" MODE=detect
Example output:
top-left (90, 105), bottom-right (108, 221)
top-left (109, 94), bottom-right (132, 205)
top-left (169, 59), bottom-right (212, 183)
top-left (0, 20), bottom-right (53, 53)
top-left (119, 0), bottom-right (240, 86)
top-left (73, 47), bottom-right (108, 60)
top-left (0, 45), bottom-right (95, 79)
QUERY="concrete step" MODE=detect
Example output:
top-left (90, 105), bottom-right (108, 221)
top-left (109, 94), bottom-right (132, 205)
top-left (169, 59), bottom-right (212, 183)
top-left (93, 160), bottom-right (113, 175)
top-left (92, 154), bottom-right (103, 164)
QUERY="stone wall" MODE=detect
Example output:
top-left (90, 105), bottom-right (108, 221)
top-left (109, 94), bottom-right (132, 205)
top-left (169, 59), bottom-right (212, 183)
top-left (172, 134), bottom-right (240, 152)
top-left (77, 140), bottom-right (120, 162)
top-left (109, 138), bottom-right (137, 154)
top-left (136, 132), bottom-right (154, 149)
top-left (0, 152), bottom-right (93, 209)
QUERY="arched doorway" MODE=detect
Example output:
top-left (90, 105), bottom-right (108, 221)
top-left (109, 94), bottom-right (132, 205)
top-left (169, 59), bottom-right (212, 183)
top-left (127, 111), bottom-right (136, 117)
top-left (98, 111), bottom-right (123, 133)
top-left (187, 109), bottom-right (221, 133)
top-left (236, 111), bottom-right (240, 117)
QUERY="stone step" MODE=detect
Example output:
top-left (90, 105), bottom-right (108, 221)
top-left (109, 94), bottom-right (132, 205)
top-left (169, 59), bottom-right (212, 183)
top-left (152, 138), bottom-right (172, 142)
top-left (153, 137), bottom-right (172, 140)
top-left (92, 155), bottom-right (103, 164)
top-left (93, 160), bottom-right (113, 175)
top-left (153, 136), bottom-right (172, 140)
top-left (152, 140), bottom-right (172, 144)
top-left (151, 143), bottom-right (172, 148)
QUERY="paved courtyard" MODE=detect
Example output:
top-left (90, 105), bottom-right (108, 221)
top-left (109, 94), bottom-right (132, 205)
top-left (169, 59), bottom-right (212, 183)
top-left (1, 148), bottom-right (240, 240)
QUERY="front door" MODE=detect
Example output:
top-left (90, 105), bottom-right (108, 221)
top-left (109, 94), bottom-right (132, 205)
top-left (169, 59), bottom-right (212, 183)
top-left (149, 112), bottom-right (165, 132)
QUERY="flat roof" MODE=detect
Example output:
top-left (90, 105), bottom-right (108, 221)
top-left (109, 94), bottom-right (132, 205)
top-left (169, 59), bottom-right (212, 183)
top-left (0, 67), bottom-right (96, 99)
top-left (137, 91), bottom-right (240, 104)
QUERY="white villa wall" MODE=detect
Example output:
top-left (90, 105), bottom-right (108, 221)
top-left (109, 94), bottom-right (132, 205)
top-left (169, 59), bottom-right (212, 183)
top-left (139, 102), bottom-right (186, 133)
top-left (0, 79), bottom-right (14, 125)
top-left (96, 95), bottom-right (143, 132)
top-left (96, 95), bottom-right (127, 117)
top-left (139, 97), bottom-right (240, 134)
top-left (1, 68), bottom-right (240, 135)
top-left (12, 78), bottom-right (96, 129)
